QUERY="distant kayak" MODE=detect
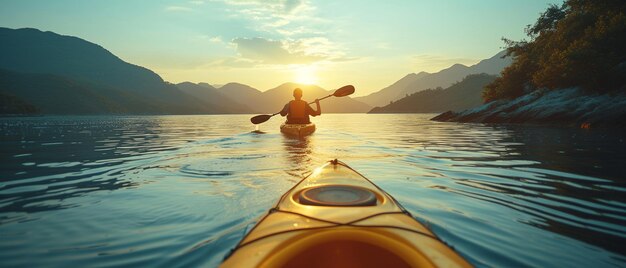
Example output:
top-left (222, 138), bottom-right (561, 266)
top-left (280, 123), bottom-right (316, 137)
top-left (221, 159), bottom-right (472, 268)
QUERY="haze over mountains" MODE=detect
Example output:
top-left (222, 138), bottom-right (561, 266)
top-left (369, 74), bottom-right (498, 113)
top-left (176, 81), bottom-right (373, 114)
top-left (355, 51), bottom-right (512, 107)
top-left (0, 27), bottom-right (372, 115)
top-left (0, 27), bottom-right (510, 115)
top-left (0, 27), bottom-right (227, 114)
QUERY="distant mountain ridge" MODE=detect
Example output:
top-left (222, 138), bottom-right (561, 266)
top-left (216, 82), bottom-right (265, 113)
top-left (177, 81), bottom-right (372, 114)
top-left (354, 72), bottom-right (428, 108)
top-left (0, 27), bottom-right (507, 115)
top-left (0, 27), bottom-right (368, 115)
top-left (355, 51), bottom-right (512, 107)
top-left (0, 27), bottom-right (165, 93)
top-left (368, 74), bottom-right (497, 113)
top-left (175, 82), bottom-right (252, 114)
top-left (0, 27), bottom-right (238, 114)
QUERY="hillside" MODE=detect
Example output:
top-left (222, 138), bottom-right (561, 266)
top-left (369, 74), bottom-right (497, 113)
top-left (217, 83), bottom-right (265, 113)
top-left (0, 27), bottom-right (253, 114)
top-left (0, 92), bottom-right (38, 115)
top-left (434, 0), bottom-right (626, 128)
top-left (482, 1), bottom-right (626, 101)
top-left (0, 27), bottom-right (165, 94)
top-left (0, 68), bottom-right (162, 114)
top-left (353, 72), bottom-right (428, 107)
top-left (356, 51), bottom-right (511, 107)
top-left (176, 82), bottom-right (253, 114)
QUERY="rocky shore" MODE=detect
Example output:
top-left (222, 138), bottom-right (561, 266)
top-left (431, 88), bottom-right (626, 128)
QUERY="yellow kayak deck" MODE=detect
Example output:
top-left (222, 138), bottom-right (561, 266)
top-left (280, 123), bottom-right (316, 137)
top-left (221, 160), bottom-right (472, 268)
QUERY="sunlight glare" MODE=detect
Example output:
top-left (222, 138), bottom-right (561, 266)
top-left (294, 65), bottom-right (318, 85)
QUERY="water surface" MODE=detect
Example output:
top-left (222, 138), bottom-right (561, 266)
top-left (1, 114), bottom-right (625, 267)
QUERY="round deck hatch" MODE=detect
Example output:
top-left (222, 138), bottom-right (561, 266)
top-left (298, 185), bottom-right (377, 206)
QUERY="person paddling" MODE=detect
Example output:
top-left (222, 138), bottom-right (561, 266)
top-left (280, 88), bottom-right (321, 124)
top-left (249, 85), bottom-right (353, 125)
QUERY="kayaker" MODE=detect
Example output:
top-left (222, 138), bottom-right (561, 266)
top-left (279, 88), bottom-right (321, 124)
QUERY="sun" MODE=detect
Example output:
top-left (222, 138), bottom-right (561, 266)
top-left (294, 65), bottom-right (318, 85)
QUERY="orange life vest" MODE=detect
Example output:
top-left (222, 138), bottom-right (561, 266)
top-left (289, 100), bottom-right (306, 118)
top-left (287, 100), bottom-right (309, 124)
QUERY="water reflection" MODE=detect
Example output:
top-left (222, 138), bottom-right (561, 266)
top-left (450, 125), bottom-right (626, 256)
top-left (0, 115), bottom-right (625, 267)
top-left (282, 135), bottom-right (314, 178)
top-left (0, 117), bottom-right (173, 223)
top-left (0, 170), bottom-right (137, 217)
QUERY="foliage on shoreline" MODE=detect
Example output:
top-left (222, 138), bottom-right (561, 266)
top-left (483, 0), bottom-right (626, 102)
top-left (0, 92), bottom-right (39, 115)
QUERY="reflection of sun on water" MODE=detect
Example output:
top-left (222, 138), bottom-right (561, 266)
top-left (294, 65), bottom-right (317, 85)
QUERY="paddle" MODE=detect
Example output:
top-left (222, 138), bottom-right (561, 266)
top-left (250, 85), bottom-right (355, 124)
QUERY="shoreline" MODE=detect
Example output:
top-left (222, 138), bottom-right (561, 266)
top-left (431, 88), bottom-right (626, 128)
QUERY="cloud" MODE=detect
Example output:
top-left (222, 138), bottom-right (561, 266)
top-left (232, 37), bottom-right (323, 64)
top-left (283, 0), bottom-right (304, 13)
top-left (292, 37), bottom-right (358, 62)
top-left (375, 42), bottom-right (391, 50)
top-left (165, 6), bottom-right (193, 12)
top-left (208, 1), bottom-right (356, 67)
top-left (206, 57), bottom-right (259, 69)
top-left (209, 36), bottom-right (223, 43)
top-left (219, 0), bottom-right (318, 35)
top-left (222, 0), bottom-right (306, 14)
top-left (189, 0), bottom-right (205, 4)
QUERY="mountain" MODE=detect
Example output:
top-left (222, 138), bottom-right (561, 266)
top-left (368, 74), bottom-right (497, 113)
top-left (0, 66), bottom-right (240, 114)
top-left (0, 27), bottom-right (371, 115)
top-left (0, 27), bottom-right (246, 114)
top-left (356, 51), bottom-right (511, 107)
top-left (258, 83), bottom-right (371, 113)
top-left (217, 83), bottom-right (265, 113)
top-left (176, 82), bottom-right (253, 114)
top-left (0, 68), bottom-right (162, 114)
top-left (469, 50), bottom-right (513, 74)
top-left (354, 72), bottom-right (428, 107)
top-left (435, 1), bottom-right (626, 128)
top-left (0, 27), bottom-right (165, 94)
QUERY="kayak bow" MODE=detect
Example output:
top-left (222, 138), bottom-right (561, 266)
top-left (221, 159), bottom-right (471, 268)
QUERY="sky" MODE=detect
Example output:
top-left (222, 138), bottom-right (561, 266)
top-left (0, 0), bottom-right (561, 96)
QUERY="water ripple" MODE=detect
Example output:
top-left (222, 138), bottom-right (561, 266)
top-left (0, 114), bottom-right (625, 267)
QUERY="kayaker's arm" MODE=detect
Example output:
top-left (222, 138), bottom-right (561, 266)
top-left (308, 99), bottom-right (321, 116)
top-left (279, 103), bottom-right (289, 116)
top-left (315, 99), bottom-right (321, 115)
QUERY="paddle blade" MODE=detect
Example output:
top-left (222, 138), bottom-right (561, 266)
top-left (250, 114), bottom-right (272, 124)
top-left (333, 85), bottom-right (355, 97)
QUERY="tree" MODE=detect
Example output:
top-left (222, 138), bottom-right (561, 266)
top-left (483, 0), bottom-right (626, 102)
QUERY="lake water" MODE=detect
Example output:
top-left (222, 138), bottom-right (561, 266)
top-left (1, 114), bottom-right (625, 267)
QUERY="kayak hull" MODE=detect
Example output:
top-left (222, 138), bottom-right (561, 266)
top-left (221, 160), bottom-right (471, 268)
top-left (280, 123), bottom-right (315, 137)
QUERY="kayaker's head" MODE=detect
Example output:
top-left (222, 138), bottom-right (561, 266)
top-left (293, 88), bottom-right (303, 100)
